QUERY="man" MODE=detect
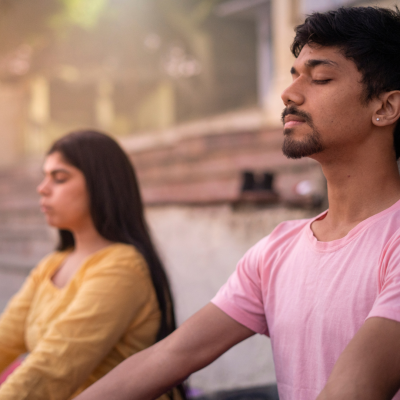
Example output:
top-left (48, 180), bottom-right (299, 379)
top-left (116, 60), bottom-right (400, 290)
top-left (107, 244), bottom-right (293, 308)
top-left (76, 6), bottom-right (400, 400)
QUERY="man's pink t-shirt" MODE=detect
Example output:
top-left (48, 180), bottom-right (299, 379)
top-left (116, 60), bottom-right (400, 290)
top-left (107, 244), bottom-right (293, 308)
top-left (212, 200), bottom-right (400, 400)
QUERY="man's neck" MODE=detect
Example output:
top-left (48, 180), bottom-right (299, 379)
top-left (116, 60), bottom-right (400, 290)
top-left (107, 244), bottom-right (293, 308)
top-left (311, 150), bottom-right (400, 242)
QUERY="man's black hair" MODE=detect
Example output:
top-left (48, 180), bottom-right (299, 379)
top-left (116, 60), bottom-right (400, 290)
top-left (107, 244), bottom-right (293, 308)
top-left (291, 6), bottom-right (400, 159)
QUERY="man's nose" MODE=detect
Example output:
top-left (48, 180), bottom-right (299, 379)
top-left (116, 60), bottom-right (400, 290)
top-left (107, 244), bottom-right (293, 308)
top-left (281, 79), bottom-right (305, 106)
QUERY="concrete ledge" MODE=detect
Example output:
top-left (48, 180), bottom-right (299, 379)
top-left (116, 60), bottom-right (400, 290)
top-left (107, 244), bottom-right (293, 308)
top-left (120, 109), bottom-right (270, 153)
top-left (191, 385), bottom-right (279, 400)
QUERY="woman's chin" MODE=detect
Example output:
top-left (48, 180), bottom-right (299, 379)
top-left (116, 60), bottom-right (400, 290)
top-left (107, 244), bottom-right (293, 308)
top-left (45, 217), bottom-right (65, 230)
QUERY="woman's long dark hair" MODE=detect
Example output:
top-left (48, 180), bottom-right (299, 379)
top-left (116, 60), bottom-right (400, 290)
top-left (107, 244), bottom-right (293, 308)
top-left (48, 130), bottom-right (185, 398)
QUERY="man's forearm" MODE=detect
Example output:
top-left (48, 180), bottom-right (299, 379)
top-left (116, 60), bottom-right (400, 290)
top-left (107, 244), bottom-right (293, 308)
top-left (75, 339), bottom-right (188, 400)
top-left (74, 303), bottom-right (255, 400)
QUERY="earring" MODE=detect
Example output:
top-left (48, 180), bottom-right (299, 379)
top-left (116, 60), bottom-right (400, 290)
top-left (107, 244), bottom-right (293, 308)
top-left (377, 118), bottom-right (380, 121)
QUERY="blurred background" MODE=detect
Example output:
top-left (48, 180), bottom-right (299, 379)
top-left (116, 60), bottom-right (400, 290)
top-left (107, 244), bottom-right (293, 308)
top-left (0, 0), bottom-right (398, 398)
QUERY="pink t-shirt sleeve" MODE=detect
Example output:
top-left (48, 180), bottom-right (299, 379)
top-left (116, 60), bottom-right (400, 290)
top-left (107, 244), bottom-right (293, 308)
top-left (368, 235), bottom-right (400, 322)
top-left (211, 237), bottom-right (269, 335)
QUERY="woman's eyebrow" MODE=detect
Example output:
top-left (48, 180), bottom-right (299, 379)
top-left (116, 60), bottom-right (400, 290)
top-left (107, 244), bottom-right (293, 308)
top-left (41, 168), bottom-right (71, 175)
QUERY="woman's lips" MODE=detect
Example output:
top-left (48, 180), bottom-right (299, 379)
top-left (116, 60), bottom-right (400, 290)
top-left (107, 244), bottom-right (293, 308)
top-left (40, 204), bottom-right (51, 213)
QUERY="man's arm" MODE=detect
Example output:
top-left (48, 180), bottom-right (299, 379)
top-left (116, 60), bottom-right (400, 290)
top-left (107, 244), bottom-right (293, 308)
top-left (317, 317), bottom-right (400, 400)
top-left (75, 303), bottom-right (255, 400)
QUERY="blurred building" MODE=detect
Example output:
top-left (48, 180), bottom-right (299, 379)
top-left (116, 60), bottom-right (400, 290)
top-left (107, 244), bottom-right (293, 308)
top-left (0, 0), bottom-right (398, 395)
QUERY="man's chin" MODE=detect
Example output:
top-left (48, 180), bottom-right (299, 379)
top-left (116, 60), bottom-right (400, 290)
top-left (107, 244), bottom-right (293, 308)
top-left (282, 150), bottom-right (305, 159)
top-left (282, 134), bottom-right (324, 159)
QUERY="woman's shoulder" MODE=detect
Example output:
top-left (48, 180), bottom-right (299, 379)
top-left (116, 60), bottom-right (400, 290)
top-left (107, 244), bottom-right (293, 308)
top-left (30, 251), bottom-right (70, 281)
top-left (94, 243), bottom-right (145, 261)
top-left (84, 243), bottom-right (149, 275)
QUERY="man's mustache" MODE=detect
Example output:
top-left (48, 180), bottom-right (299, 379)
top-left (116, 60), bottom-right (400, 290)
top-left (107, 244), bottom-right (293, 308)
top-left (281, 106), bottom-right (314, 126)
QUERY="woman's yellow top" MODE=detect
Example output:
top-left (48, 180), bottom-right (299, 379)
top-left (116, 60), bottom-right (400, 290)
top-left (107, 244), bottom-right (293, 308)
top-left (0, 243), bottom-right (169, 400)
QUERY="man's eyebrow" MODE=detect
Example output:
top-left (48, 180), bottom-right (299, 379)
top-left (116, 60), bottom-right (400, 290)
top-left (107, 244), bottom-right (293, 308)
top-left (290, 59), bottom-right (339, 75)
top-left (305, 59), bottom-right (338, 68)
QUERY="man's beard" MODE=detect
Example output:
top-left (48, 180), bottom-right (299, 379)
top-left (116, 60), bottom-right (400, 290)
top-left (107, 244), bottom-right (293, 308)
top-left (282, 129), bottom-right (324, 159)
top-left (281, 106), bottom-right (324, 159)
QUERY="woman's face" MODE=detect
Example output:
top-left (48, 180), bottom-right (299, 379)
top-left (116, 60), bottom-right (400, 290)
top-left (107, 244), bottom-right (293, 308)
top-left (37, 151), bottom-right (92, 231)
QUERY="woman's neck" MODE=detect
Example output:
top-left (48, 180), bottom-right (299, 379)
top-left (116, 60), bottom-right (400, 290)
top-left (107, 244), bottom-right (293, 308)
top-left (70, 221), bottom-right (115, 256)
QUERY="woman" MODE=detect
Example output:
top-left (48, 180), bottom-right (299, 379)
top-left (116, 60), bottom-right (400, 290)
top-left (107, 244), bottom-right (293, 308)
top-left (0, 130), bottom-right (184, 400)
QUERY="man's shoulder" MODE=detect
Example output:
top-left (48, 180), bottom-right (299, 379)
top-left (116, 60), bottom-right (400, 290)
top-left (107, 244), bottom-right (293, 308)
top-left (272, 216), bottom-right (314, 236)
top-left (266, 215), bottom-right (315, 244)
top-left (247, 215), bottom-right (315, 258)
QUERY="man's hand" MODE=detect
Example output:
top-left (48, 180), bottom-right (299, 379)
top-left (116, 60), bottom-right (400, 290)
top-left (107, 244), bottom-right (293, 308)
top-left (74, 303), bottom-right (255, 400)
top-left (317, 317), bottom-right (400, 400)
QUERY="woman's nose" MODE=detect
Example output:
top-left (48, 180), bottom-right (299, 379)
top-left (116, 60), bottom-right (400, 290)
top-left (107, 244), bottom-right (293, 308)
top-left (37, 179), bottom-right (49, 195)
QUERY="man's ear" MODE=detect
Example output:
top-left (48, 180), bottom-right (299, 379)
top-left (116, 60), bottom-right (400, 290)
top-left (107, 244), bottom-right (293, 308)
top-left (373, 90), bottom-right (400, 126)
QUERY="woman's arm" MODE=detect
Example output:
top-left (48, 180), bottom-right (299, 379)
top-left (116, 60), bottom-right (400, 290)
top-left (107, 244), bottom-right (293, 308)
top-left (75, 303), bottom-right (255, 400)
top-left (0, 256), bottom-right (164, 400)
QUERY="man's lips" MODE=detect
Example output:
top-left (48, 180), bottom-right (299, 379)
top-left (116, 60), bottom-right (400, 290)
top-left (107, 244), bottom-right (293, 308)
top-left (284, 115), bottom-right (306, 129)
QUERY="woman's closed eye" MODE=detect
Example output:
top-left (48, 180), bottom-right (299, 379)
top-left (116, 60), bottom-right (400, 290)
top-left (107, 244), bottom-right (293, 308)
top-left (52, 172), bottom-right (70, 183)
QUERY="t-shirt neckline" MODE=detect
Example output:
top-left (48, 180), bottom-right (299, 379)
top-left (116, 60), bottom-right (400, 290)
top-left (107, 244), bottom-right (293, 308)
top-left (306, 198), bottom-right (400, 252)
